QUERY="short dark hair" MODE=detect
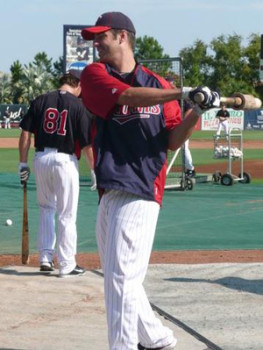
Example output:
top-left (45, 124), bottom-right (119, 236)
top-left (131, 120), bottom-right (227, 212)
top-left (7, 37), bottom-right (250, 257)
top-left (111, 29), bottom-right (136, 51)
top-left (59, 73), bottom-right (80, 88)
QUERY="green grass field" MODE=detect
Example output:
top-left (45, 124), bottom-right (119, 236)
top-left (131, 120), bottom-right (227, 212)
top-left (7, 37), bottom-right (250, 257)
top-left (192, 130), bottom-right (263, 141)
top-left (0, 148), bottom-right (90, 176)
top-left (2, 128), bottom-right (263, 140)
top-left (0, 128), bottom-right (263, 141)
top-left (0, 128), bottom-right (21, 138)
top-left (1, 128), bottom-right (262, 179)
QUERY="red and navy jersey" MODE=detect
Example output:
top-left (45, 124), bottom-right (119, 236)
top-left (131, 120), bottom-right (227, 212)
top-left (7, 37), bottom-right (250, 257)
top-left (20, 90), bottom-right (91, 158)
top-left (81, 63), bottom-right (181, 204)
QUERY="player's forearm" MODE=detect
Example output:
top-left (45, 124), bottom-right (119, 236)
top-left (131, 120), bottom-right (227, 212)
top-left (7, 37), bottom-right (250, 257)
top-left (168, 108), bottom-right (200, 151)
top-left (118, 86), bottom-right (183, 107)
top-left (82, 145), bottom-right (94, 169)
top-left (19, 130), bottom-right (31, 163)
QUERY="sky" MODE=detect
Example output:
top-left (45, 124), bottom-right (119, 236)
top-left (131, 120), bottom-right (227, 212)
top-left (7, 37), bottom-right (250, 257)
top-left (0, 0), bottom-right (263, 73)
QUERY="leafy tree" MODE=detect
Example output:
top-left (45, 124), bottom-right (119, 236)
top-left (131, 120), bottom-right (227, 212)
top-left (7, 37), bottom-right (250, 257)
top-left (2, 33), bottom-right (263, 104)
top-left (180, 34), bottom-right (262, 99)
top-left (33, 52), bottom-right (53, 73)
top-left (209, 34), bottom-right (245, 95)
top-left (0, 73), bottom-right (12, 103)
top-left (179, 40), bottom-right (210, 87)
top-left (135, 36), bottom-right (169, 61)
top-left (22, 63), bottom-right (54, 103)
top-left (52, 56), bottom-right (64, 89)
top-left (135, 36), bottom-right (173, 77)
top-left (10, 61), bottom-right (25, 103)
top-left (243, 34), bottom-right (262, 98)
top-left (6, 53), bottom-right (63, 104)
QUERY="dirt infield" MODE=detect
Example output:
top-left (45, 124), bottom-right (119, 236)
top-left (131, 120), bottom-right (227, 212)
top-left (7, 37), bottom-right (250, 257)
top-left (3, 138), bottom-right (262, 149)
top-left (1, 250), bottom-right (263, 269)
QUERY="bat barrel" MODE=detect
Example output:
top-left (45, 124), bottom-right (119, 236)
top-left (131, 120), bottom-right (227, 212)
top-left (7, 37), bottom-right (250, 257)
top-left (223, 93), bottom-right (262, 110)
top-left (193, 91), bottom-right (262, 110)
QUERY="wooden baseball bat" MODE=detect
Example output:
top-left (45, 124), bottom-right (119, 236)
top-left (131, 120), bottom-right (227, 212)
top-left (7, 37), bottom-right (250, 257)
top-left (194, 92), bottom-right (262, 110)
top-left (22, 182), bottom-right (30, 265)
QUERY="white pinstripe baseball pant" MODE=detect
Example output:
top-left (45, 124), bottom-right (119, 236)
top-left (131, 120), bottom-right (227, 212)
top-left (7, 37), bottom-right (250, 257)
top-left (33, 148), bottom-right (79, 274)
top-left (184, 139), bottom-right (194, 171)
top-left (96, 189), bottom-right (176, 350)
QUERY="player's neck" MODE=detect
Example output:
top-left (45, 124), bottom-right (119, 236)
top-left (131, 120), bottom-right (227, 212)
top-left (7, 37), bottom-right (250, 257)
top-left (59, 84), bottom-right (79, 97)
top-left (111, 51), bottom-right (136, 74)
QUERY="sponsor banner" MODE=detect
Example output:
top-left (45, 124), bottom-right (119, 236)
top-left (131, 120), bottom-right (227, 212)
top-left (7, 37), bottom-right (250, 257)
top-left (244, 109), bottom-right (263, 130)
top-left (63, 25), bottom-right (95, 73)
top-left (201, 108), bottom-right (244, 131)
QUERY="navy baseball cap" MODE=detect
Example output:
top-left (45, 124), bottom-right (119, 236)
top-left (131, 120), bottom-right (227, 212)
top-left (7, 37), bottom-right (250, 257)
top-left (67, 68), bottom-right (82, 80)
top-left (81, 12), bottom-right (136, 40)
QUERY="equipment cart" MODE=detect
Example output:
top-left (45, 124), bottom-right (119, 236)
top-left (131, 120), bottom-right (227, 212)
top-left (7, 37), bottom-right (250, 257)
top-left (212, 128), bottom-right (251, 186)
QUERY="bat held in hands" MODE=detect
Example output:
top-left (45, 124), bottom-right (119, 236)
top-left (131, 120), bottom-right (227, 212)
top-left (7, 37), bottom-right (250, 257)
top-left (22, 182), bottom-right (30, 265)
top-left (194, 91), bottom-right (262, 110)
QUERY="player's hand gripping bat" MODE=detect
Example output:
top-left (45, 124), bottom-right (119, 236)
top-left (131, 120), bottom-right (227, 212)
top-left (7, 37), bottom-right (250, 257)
top-left (22, 182), bottom-right (30, 264)
top-left (194, 92), bottom-right (262, 110)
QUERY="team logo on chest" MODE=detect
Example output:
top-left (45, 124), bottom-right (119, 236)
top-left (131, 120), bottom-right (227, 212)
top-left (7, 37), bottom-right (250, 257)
top-left (113, 105), bottom-right (161, 125)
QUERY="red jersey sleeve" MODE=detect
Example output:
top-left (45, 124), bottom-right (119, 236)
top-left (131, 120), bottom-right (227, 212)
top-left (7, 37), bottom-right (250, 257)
top-left (160, 78), bottom-right (182, 130)
top-left (81, 63), bottom-right (130, 119)
top-left (163, 100), bottom-right (181, 129)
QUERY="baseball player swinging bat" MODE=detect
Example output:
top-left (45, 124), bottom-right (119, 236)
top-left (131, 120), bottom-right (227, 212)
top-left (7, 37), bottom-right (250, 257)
top-left (22, 182), bottom-right (30, 264)
top-left (194, 91), bottom-right (262, 110)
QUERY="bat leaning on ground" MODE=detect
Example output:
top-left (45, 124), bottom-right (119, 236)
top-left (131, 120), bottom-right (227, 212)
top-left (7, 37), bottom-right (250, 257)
top-left (193, 92), bottom-right (262, 110)
top-left (22, 182), bottom-right (30, 264)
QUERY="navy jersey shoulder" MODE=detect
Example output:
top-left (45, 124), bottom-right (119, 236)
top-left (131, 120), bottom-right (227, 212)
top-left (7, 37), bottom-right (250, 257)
top-left (20, 90), bottom-right (90, 153)
top-left (94, 63), bottom-right (176, 203)
top-left (216, 109), bottom-right (230, 118)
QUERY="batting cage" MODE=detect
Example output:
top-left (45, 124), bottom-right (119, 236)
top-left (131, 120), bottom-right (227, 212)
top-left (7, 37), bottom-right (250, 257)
top-left (139, 58), bottom-right (194, 191)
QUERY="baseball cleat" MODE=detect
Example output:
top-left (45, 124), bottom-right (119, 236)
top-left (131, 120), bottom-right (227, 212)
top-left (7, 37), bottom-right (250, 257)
top-left (58, 265), bottom-right (86, 278)
top-left (138, 338), bottom-right (177, 350)
top-left (40, 261), bottom-right (55, 272)
top-left (185, 169), bottom-right (196, 177)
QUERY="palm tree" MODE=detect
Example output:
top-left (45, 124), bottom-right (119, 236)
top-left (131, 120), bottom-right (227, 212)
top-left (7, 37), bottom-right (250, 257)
top-left (22, 63), bottom-right (54, 103)
top-left (0, 74), bottom-right (12, 103)
top-left (10, 61), bottom-right (25, 104)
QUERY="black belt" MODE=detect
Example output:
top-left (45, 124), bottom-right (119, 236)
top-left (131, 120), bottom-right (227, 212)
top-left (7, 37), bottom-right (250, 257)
top-left (35, 147), bottom-right (74, 155)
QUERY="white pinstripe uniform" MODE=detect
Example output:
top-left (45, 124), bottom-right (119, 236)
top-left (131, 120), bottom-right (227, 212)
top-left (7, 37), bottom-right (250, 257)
top-left (184, 139), bottom-right (194, 171)
top-left (34, 149), bottom-right (79, 272)
top-left (81, 56), bottom-right (181, 348)
top-left (96, 190), bottom-right (175, 349)
top-left (19, 88), bottom-right (91, 275)
top-left (216, 119), bottom-right (229, 135)
top-left (216, 107), bottom-right (230, 136)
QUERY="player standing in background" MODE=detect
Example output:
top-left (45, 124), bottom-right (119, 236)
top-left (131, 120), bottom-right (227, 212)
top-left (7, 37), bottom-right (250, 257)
top-left (184, 138), bottom-right (195, 177)
top-left (80, 12), bottom-right (220, 350)
top-left (4, 106), bottom-right (11, 129)
top-left (18, 70), bottom-right (91, 278)
top-left (216, 103), bottom-right (230, 137)
top-left (184, 101), bottom-right (196, 177)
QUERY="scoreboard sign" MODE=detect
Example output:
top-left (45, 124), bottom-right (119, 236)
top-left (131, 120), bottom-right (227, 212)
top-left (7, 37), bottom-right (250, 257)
top-left (63, 25), bottom-right (95, 73)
